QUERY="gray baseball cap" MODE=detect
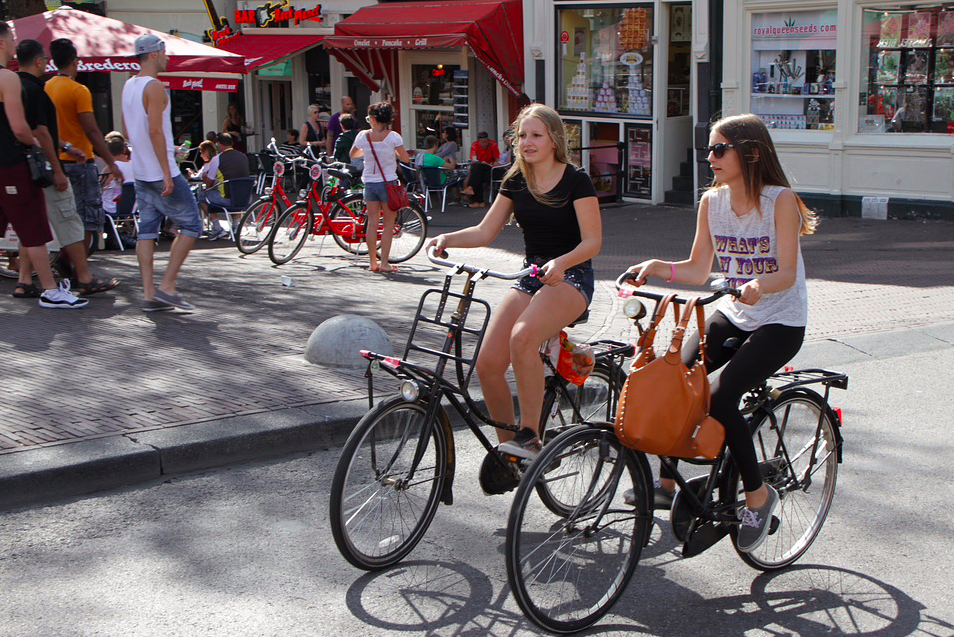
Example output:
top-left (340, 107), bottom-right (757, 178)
top-left (134, 34), bottom-right (165, 55)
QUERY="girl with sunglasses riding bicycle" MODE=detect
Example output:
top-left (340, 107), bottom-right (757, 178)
top-left (626, 113), bottom-right (818, 553)
top-left (426, 104), bottom-right (601, 463)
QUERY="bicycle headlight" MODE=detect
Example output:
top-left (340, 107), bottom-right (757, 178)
top-left (401, 380), bottom-right (420, 402)
top-left (623, 297), bottom-right (645, 319)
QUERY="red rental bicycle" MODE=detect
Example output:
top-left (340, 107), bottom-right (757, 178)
top-left (268, 163), bottom-right (428, 266)
top-left (234, 140), bottom-right (304, 255)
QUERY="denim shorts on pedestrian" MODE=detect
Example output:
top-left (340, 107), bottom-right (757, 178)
top-left (364, 179), bottom-right (398, 203)
top-left (135, 174), bottom-right (203, 240)
top-left (512, 256), bottom-right (595, 306)
top-left (63, 161), bottom-right (103, 231)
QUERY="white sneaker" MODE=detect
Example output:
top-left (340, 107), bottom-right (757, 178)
top-left (38, 280), bottom-right (89, 309)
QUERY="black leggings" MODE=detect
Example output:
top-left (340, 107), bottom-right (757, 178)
top-left (659, 311), bottom-right (805, 492)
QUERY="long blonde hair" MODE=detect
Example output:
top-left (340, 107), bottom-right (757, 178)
top-left (502, 104), bottom-right (574, 208)
top-left (709, 114), bottom-right (818, 235)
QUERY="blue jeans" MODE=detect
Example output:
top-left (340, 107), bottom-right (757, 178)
top-left (135, 174), bottom-right (203, 240)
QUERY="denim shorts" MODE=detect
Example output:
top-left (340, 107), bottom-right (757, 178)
top-left (135, 174), bottom-right (203, 240)
top-left (63, 161), bottom-right (103, 231)
top-left (512, 256), bottom-right (595, 306)
top-left (364, 179), bottom-right (399, 203)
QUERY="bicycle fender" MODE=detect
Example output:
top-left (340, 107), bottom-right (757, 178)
top-left (436, 405), bottom-right (456, 506)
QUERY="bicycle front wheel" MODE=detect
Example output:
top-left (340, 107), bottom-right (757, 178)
top-left (506, 425), bottom-right (651, 634)
top-left (268, 204), bottom-right (313, 265)
top-left (236, 198), bottom-right (281, 254)
top-left (330, 193), bottom-right (369, 255)
top-left (330, 396), bottom-right (449, 571)
top-left (383, 202), bottom-right (428, 263)
top-left (724, 390), bottom-right (839, 570)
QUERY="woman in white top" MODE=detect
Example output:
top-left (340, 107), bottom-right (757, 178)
top-left (350, 102), bottom-right (410, 271)
top-left (626, 113), bottom-right (818, 554)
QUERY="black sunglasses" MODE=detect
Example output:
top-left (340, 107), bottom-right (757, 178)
top-left (705, 143), bottom-right (735, 158)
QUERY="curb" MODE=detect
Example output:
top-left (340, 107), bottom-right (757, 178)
top-left (1, 322), bottom-right (951, 512)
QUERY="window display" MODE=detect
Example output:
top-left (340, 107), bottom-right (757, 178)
top-left (557, 5), bottom-right (654, 118)
top-left (750, 10), bottom-right (837, 130)
top-left (860, 5), bottom-right (954, 133)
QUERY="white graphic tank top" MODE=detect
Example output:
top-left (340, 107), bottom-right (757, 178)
top-left (707, 185), bottom-right (808, 329)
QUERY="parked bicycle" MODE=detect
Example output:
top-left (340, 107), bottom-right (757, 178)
top-left (234, 139), bottom-right (308, 255)
top-left (504, 271), bottom-right (848, 634)
top-left (329, 249), bottom-right (635, 570)
top-left (268, 159), bottom-right (427, 266)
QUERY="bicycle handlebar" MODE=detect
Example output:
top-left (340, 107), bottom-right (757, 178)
top-left (427, 247), bottom-right (536, 280)
top-left (615, 271), bottom-right (741, 305)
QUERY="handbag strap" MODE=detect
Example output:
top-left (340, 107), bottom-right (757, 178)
top-left (665, 296), bottom-right (708, 362)
top-left (637, 293), bottom-right (676, 352)
top-left (366, 131), bottom-right (387, 179)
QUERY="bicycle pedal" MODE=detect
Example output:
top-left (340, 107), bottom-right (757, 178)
top-left (768, 515), bottom-right (780, 535)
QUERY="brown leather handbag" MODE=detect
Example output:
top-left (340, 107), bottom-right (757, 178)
top-left (614, 295), bottom-right (724, 459)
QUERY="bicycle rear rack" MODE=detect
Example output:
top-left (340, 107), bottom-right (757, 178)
top-left (769, 368), bottom-right (849, 392)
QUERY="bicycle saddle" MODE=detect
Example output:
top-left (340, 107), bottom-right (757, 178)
top-left (327, 168), bottom-right (353, 181)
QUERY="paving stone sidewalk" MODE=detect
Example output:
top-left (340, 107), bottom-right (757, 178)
top-left (2, 203), bottom-right (953, 456)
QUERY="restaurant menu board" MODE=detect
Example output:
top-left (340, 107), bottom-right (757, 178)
top-left (862, 8), bottom-right (954, 133)
top-left (626, 125), bottom-right (652, 198)
top-left (452, 70), bottom-right (469, 129)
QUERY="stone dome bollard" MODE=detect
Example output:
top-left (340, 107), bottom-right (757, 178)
top-left (304, 315), bottom-right (392, 369)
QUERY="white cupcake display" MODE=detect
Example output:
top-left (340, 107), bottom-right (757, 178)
top-left (566, 53), bottom-right (591, 110)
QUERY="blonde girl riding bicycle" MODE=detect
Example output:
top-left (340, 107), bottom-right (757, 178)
top-left (626, 113), bottom-right (818, 553)
top-left (427, 104), bottom-right (601, 463)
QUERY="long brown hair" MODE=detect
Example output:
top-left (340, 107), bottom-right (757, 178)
top-left (502, 104), bottom-right (574, 207)
top-left (710, 114), bottom-right (818, 235)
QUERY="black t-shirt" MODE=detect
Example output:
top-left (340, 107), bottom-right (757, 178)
top-left (18, 71), bottom-right (54, 144)
top-left (498, 164), bottom-right (597, 261)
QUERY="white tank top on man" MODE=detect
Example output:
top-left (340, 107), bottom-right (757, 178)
top-left (352, 130), bottom-right (402, 183)
top-left (707, 184), bottom-right (808, 330)
top-left (121, 75), bottom-right (177, 182)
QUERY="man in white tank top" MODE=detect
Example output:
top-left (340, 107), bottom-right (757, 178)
top-left (121, 34), bottom-right (202, 312)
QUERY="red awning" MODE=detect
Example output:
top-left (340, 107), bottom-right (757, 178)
top-left (217, 34), bottom-right (322, 71)
top-left (9, 6), bottom-right (245, 75)
top-left (324, 0), bottom-right (523, 96)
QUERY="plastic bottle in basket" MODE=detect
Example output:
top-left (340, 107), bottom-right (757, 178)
top-left (551, 330), bottom-right (595, 385)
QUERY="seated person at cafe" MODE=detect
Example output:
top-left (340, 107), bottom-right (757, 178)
top-left (101, 138), bottom-right (135, 216)
top-left (418, 134), bottom-right (456, 185)
top-left (280, 129), bottom-right (301, 156)
top-left (200, 132), bottom-right (250, 238)
top-left (435, 127), bottom-right (459, 160)
top-left (461, 131), bottom-right (499, 207)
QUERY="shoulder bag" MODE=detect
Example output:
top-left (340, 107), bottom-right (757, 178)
top-left (366, 132), bottom-right (408, 211)
top-left (614, 295), bottom-right (725, 459)
top-left (23, 144), bottom-right (55, 188)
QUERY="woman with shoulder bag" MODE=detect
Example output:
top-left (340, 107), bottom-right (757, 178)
top-left (350, 101), bottom-right (410, 272)
top-left (625, 113), bottom-right (818, 554)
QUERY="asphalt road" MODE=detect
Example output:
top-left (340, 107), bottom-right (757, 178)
top-left (1, 331), bottom-right (952, 636)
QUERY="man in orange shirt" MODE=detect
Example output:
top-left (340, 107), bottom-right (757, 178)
top-left (461, 131), bottom-right (499, 207)
top-left (45, 38), bottom-right (122, 252)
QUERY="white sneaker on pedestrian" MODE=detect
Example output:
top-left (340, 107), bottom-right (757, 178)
top-left (38, 280), bottom-right (89, 309)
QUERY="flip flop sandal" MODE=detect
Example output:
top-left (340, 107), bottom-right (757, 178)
top-left (75, 277), bottom-right (120, 296)
top-left (12, 283), bottom-right (41, 298)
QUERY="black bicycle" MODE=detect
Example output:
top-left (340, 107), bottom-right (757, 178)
top-left (329, 249), bottom-right (635, 571)
top-left (505, 272), bottom-right (848, 634)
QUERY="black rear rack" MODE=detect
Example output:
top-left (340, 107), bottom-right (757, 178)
top-left (769, 368), bottom-right (849, 392)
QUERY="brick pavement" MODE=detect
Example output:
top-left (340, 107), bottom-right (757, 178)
top-left (2, 203), bottom-right (953, 455)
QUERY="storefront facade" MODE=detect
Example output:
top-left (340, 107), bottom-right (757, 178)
top-left (526, 0), bottom-right (698, 204)
top-left (722, 0), bottom-right (954, 218)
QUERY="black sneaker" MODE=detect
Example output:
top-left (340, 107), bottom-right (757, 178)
top-left (736, 485), bottom-right (780, 553)
top-left (497, 427), bottom-right (542, 461)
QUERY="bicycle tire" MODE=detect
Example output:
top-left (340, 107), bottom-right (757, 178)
top-left (236, 198), bottom-right (281, 255)
top-left (330, 396), bottom-right (449, 571)
top-left (268, 204), bottom-right (313, 265)
top-left (506, 425), bottom-right (651, 634)
top-left (384, 202), bottom-right (428, 263)
top-left (722, 390), bottom-right (839, 571)
top-left (535, 363), bottom-right (624, 516)
top-left (330, 193), bottom-right (369, 255)
top-left (0, 250), bottom-right (61, 279)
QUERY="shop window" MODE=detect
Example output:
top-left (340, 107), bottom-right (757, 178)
top-left (667, 4), bottom-right (692, 117)
top-left (750, 9), bottom-right (838, 130)
top-left (411, 64), bottom-right (459, 106)
top-left (860, 5), bottom-right (954, 133)
top-left (565, 119), bottom-right (583, 167)
top-left (557, 5), bottom-right (655, 118)
top-left (588, 121), bottom-right (621, 202)
top-left (625, 124), bottom-right (652, 198)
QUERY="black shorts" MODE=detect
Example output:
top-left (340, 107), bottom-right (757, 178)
top-left (512, 255), bottom-right (594, 306)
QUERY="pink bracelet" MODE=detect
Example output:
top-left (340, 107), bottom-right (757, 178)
top-left (666, 262), bottom-right (675, 283)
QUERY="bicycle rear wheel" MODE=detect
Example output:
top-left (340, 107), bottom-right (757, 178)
top-left (383, 202), bottom-right (428, 263)
top-left (330, 396), bottom-right (449, 571)
top-left (268, 204), bottom-right (313, 265)
top-left (236, 199), bottom-right (281, 254)
top-left (330, 193), bottom-right (369, 255)
top-left (506, 425), bottom-right (651, 634)
top-left (724, 390), bottom-right (839, 570)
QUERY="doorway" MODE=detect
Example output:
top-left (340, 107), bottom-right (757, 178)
top-left (662, 3), bottom-right (694, 205)
top-left (259, 80), bottom-right (294, 146)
